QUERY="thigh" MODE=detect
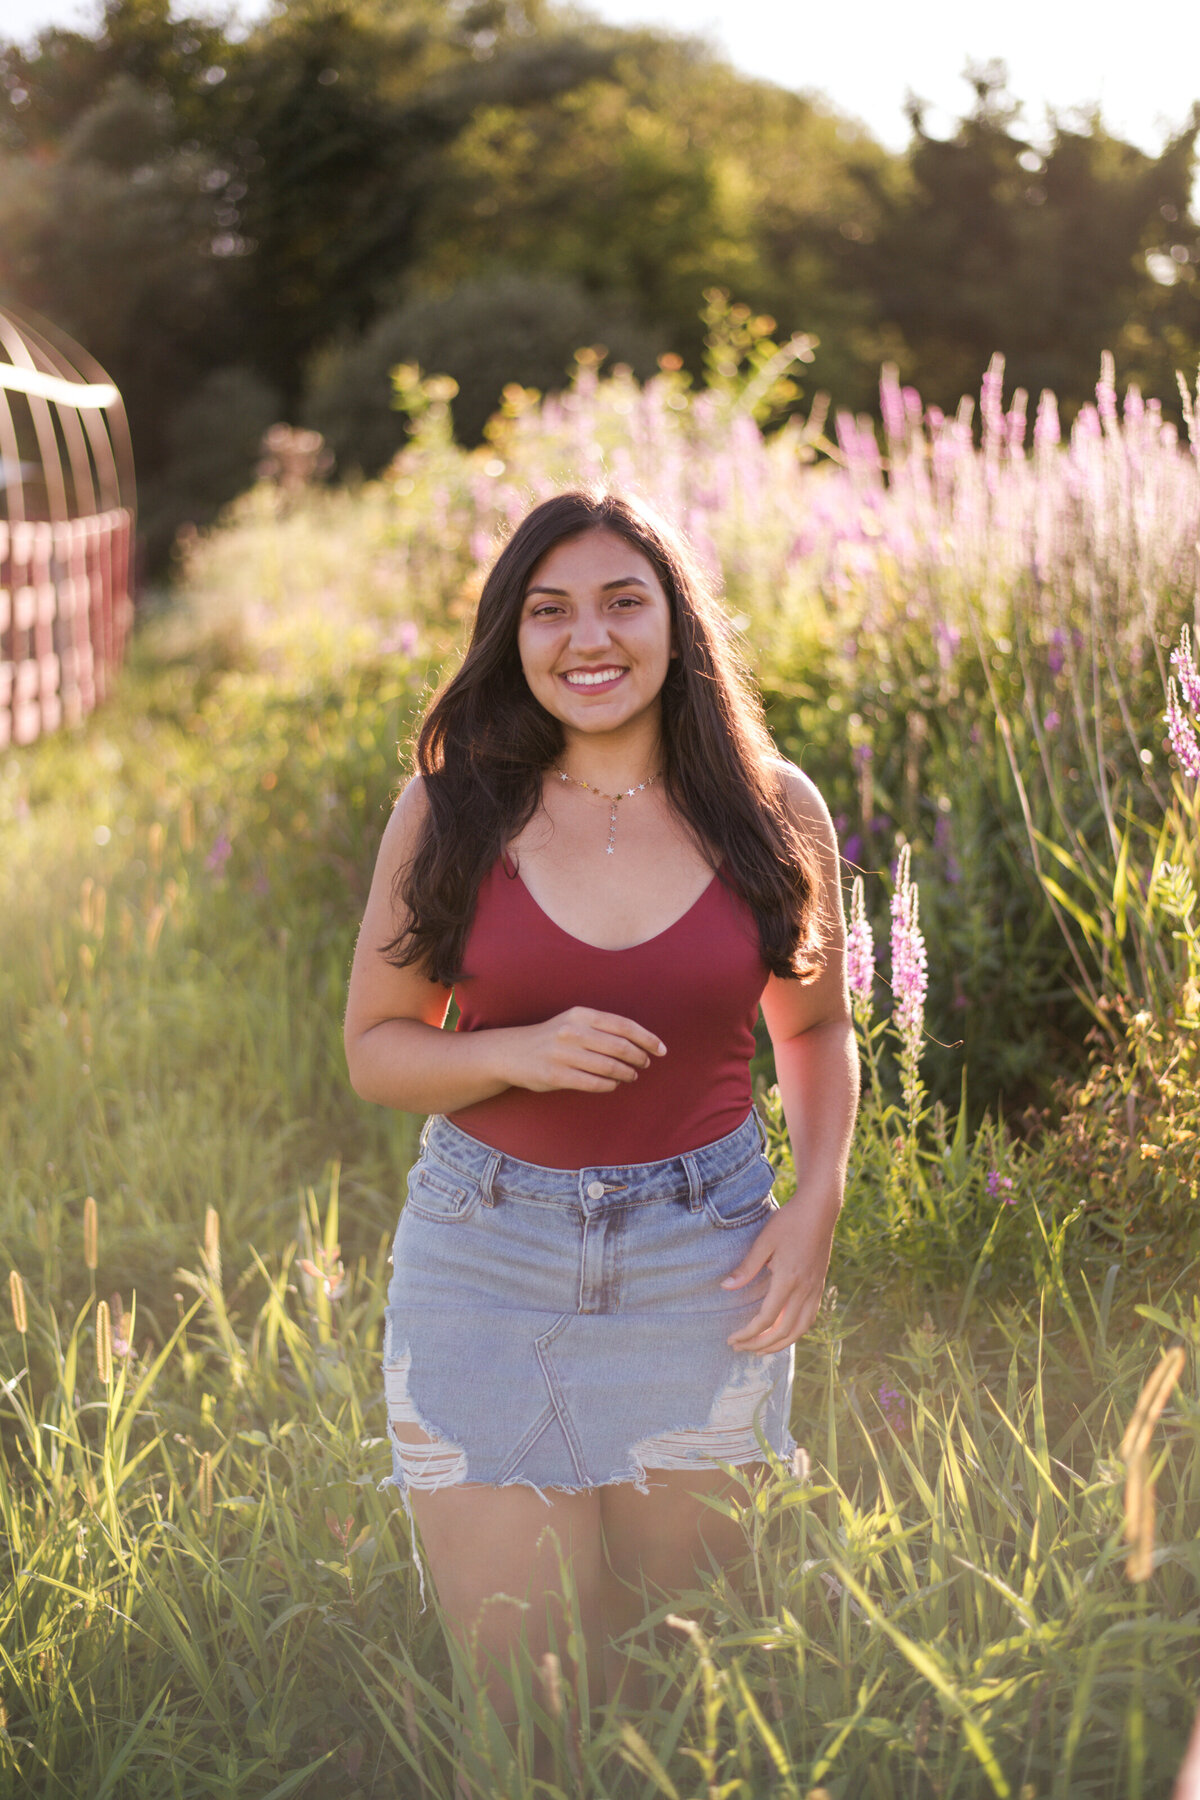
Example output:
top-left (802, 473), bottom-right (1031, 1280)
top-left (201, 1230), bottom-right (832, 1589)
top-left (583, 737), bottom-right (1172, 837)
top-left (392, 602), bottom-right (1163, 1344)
top-left (600, 1465), bottom-right (757, 1605)
top-left (409, 1476), bottom-right (605, 1662)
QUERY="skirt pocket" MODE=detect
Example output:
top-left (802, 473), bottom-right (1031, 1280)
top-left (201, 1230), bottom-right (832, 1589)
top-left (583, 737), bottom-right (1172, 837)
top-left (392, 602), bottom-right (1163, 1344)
top-left (402, 1155), bottom-right (483, 1224)
top-left (700, 1149), bottom-right (777, 1230)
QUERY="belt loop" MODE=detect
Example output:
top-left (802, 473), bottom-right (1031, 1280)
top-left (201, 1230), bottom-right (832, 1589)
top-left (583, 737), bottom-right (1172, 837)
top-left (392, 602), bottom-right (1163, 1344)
top-left (418, 1115), bottom-right (434, 1153)
top-left (682, 1151), bottom-right (703, 1212)
top-left (479, 1151), bottom-right (501, 1208)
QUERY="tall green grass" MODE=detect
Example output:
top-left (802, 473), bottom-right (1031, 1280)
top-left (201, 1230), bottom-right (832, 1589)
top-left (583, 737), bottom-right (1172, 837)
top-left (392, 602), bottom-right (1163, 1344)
top-left (4, 339), bottom-right (1200, 1793)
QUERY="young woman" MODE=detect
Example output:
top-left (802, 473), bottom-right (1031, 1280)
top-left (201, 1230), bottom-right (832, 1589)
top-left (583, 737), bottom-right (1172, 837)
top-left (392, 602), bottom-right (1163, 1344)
top-left (344, 490), bottom-right (858, 1733)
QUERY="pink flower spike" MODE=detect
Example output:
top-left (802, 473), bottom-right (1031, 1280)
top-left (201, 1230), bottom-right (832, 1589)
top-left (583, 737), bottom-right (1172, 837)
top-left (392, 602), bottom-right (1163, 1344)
top-left (846, 875), bottom-right (875, 1016)
top-left (1171, 625), bottom-right (1200, 716)
top-left (1165, 679), bottom-right (1200, 780)
top-left (1034, 389), bottom-right (1060, 450)
top-left (890, 844), bottom-right (928, 1057)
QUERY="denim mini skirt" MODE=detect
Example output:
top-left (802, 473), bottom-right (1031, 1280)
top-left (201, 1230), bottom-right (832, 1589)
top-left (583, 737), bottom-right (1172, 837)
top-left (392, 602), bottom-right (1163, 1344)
top-left (381, 1107), bottom-right (797, 1529)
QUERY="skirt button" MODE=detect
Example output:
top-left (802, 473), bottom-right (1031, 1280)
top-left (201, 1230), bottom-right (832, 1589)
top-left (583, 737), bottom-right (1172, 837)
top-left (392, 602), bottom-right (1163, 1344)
top-left (586, 1180), bottom-right (606, 1200)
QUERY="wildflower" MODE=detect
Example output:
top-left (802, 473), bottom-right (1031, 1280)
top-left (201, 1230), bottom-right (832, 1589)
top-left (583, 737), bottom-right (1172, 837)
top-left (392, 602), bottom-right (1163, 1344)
top-left (1164, 679), bottom-right (1200, 779)
top-left (791, 1445), bottom-right (812, 1482)
top-left (846, 876), bottom-right (875, 1017)
top-left (110, 1291), bottom-right (133, 1359)
top-left (380, 619), bottom-right (420, 657)
top-left (1171, 624), bottom-right (1200, 715)
top-left (1033, 389), bottom-right (1060, 450)
top-left (1044, 710), bottom-right (1061, 732)
top-left (877, 1381), bottom-right (908, 1433)
top-left (205, 833), bottom-right (232, 874)
top-left (934, 620), bottom-right (962, 670)
top-left (987, 1169), bottom-right (1015, 1201)
top-left (890, 845), bottom-right (927, 1057)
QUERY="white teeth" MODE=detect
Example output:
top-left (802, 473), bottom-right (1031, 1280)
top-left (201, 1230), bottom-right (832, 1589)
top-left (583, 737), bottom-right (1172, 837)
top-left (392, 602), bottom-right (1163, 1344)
top-left (563, 669), bottom-right (624, 687)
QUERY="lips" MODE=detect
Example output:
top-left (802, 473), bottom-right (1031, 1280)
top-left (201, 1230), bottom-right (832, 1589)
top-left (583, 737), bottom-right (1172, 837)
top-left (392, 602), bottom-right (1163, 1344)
top-left (561, 667), bottom-right (627, 690)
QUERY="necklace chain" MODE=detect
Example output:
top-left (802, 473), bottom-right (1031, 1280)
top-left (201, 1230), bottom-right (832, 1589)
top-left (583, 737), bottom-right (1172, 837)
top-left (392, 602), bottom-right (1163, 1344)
top-left (553, 767), bottom-right (661, 854)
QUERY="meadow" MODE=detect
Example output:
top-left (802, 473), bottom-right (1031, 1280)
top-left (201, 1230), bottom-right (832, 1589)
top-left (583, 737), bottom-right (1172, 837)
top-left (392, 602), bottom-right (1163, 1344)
top-left (2, 315), bottom-right (1200, 1798)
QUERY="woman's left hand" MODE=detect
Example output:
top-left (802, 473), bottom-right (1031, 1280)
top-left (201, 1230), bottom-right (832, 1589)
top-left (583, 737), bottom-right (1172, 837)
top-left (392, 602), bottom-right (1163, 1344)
top-left (720, 1195), bottom-right (839, 1353)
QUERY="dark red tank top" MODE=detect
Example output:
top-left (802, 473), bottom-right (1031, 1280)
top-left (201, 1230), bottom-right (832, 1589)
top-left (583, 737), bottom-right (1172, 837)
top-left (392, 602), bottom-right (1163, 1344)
top-left (445, 857), bottom-right (770, 1166)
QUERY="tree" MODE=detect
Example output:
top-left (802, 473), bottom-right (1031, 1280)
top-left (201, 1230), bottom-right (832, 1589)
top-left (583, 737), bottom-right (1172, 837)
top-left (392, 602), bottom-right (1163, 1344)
top-left (860, 65), bottom-right (1200, 411)
top-left (0, 0), bottom-right (622, 560)
top-left (414, 32), bottom-right (895, 407)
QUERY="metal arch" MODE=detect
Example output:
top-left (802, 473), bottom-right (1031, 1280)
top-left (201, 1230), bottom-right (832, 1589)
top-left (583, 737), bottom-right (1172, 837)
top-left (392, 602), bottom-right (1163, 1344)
top-left (0, 303), bottom-right (134, 524)
top-left (5, 304), bottom-right (135, 522)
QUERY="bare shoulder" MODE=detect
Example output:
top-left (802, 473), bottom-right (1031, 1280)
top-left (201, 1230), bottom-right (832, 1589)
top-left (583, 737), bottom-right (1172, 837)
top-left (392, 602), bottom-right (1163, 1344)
top-left (769, 757), bottom-right (837, 849)
top-left (377, 771), bottom-right (432, 866)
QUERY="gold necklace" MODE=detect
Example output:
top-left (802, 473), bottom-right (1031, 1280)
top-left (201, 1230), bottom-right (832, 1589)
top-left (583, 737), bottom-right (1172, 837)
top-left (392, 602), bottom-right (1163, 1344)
top-left (553, 767), bottom-right (661, 854)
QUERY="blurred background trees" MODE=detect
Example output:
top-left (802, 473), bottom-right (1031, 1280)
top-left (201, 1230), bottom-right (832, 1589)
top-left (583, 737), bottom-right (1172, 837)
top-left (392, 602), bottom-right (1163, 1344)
top-left (1, 0), bottom-right (1196, 571)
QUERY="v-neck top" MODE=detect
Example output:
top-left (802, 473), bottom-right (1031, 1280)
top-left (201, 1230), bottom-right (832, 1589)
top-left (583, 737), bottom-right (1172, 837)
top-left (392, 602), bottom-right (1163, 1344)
top-left (445, 855), bottom-right (770, 1166)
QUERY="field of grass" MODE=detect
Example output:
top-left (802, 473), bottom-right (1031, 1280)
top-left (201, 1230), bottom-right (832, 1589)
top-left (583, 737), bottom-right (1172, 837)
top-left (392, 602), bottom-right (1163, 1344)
top-left (2, 328), bottom-right (1200, 1797)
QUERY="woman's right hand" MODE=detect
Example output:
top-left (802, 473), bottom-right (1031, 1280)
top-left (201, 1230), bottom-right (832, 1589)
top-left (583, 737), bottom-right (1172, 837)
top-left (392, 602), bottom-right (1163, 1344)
top-left (499, 1009), bottom-right (667, 1094)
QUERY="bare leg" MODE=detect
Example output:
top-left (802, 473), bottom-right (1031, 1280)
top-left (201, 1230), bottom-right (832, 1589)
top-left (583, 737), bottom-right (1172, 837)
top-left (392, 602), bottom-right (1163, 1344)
top-left (599, 1464), bottom-right (758, 1712)
top-left (395, 1425), bottom-right (604, 1779)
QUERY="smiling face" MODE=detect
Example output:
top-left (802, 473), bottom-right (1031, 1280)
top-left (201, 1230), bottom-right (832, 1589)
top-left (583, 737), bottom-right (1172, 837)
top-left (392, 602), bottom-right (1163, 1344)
top-left (516, 527), bottom-right (675, 753)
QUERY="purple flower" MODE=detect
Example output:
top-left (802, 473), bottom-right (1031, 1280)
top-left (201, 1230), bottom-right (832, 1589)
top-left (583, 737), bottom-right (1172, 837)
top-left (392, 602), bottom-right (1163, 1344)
top-left (934, 620), bottom-right (962, 670)
top-left (1044, 710), bottom-right (1061, 732)
top-left (1171, 625), bottom-right (1200, 716)
top-left (890, 844), bottom-right (928, 1057)
top-left (205, 833), bottom-right (232, 874)
top-left (987, 1170), bottom-right (1015, 1201)
top-left (846, 875), bottom-right (875, 1017)
top-left (1033, 390), bottom-right (1060, 450)
top-left (380, 619), bottom-right (419, 657)
top-left (1047, 628), bottom-right (1068, 676)
top-left (842, 833), bottom-right (863, 867)
top-left (852, 742), bottom-right (873, 768)
top-left (980, 354), bottom-right (1005, 449)
top-left (877, 1381), bottom-right (909, 1433)
top-left (1165, 680), bottom-right (1200, 780)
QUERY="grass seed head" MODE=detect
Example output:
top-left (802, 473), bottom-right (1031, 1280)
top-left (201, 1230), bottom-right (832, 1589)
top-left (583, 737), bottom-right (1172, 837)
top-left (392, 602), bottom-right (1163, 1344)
top-left (539, 1651), bottom-right (563, 1718)
top-left (203, 1207), bottom-right (221, 1283)
top-left (83, 1195), bottom-right (98, 1272)
top-left (8, 1269), bottom-right (27, 1335)
top-left (95, 1299), bottom-right (112, 1385)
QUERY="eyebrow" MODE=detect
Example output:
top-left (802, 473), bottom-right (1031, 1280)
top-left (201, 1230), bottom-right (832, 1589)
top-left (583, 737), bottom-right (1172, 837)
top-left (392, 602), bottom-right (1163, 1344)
top-left (525, 576), bottom-right (651, 598)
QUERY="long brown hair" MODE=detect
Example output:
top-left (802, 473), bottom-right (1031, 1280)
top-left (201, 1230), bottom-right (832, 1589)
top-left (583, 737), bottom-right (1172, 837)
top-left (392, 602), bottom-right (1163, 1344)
top-left (385, 490), bottom-right (824, 983)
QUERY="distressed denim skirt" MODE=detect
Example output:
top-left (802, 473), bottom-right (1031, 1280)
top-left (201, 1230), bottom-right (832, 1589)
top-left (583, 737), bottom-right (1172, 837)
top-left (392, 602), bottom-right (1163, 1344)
top-left (381, 1106), bottom-right (797, 1526)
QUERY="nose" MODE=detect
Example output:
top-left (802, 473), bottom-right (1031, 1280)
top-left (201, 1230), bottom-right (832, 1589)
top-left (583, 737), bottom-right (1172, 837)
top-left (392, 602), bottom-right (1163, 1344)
top-left (568, 606), bottom-right (614, 654)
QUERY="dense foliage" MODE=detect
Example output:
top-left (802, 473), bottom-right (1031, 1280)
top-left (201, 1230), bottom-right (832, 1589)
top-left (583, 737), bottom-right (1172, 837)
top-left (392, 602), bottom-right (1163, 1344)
top-left (2, 343), bottom-right (1199, 1795)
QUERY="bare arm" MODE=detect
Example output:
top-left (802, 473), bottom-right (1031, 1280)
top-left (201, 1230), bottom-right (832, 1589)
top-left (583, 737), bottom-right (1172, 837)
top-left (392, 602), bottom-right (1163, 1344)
top-left (723, 762), bottom-right (860, 1352)
top-left (343, 778), bottom-right (665, 1115)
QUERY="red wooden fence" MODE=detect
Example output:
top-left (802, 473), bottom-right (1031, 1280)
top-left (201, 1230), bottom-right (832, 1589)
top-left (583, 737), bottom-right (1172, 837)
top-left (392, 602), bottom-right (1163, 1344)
top-left (0, 304), bottom-right (136, 749)
top-left (0, 509), bottom-right (134, 749)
